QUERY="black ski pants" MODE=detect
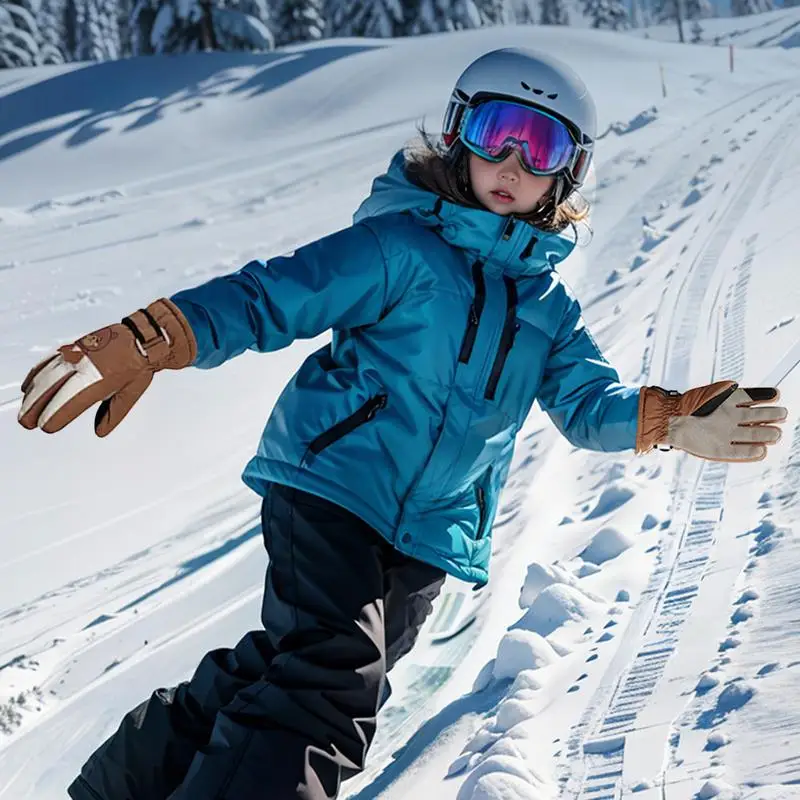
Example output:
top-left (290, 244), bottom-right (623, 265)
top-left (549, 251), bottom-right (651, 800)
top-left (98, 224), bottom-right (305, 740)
top-left (67, 482), bottom-right (445, 800)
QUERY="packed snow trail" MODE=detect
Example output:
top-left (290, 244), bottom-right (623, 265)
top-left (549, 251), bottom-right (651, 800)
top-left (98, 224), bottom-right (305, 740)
top-left (559, 89), bottom-right (799, 800)
top-left (2, 25), bottom-right (799, 800)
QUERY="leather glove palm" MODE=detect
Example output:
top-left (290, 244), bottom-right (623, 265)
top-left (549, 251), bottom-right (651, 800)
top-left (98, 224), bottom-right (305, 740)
top-left (636, 380), bottom-right (787, 462)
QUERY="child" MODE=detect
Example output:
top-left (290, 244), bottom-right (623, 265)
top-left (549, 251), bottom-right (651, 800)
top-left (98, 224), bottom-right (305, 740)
top-left (18, 47), bottom-right (787, 800)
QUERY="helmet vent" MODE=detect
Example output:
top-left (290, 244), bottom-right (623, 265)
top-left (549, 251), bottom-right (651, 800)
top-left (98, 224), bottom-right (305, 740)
top-left (520, 81), bottom-right (556, 99)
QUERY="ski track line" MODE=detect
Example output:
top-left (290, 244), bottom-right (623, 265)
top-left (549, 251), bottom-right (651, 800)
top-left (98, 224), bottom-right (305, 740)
top-left (559, 105), bottom-right (797, 800)
top-left (0, 395), bottom-right (20, 414)
top-left (0, 116), bottom-right (415, 250)
top-left (582, 83), bottom-right (789, 302)
top-left (661, 416), bottom-right (800, 795)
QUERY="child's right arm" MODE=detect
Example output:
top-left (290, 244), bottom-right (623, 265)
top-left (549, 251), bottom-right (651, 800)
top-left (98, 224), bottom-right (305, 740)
top-left (171, 222), bottom-right (388, 368)
top-left (17, 222), bottom-right (389, 437)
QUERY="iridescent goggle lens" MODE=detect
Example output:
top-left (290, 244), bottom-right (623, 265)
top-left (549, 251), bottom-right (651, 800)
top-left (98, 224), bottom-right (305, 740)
top-left (461, 99), bottom-right (581, 178)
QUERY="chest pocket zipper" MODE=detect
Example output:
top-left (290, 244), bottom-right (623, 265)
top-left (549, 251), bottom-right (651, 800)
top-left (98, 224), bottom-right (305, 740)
top-left (308, 394), bottom-right (388, 455)
top-left (485, 277), bottom-right (519, 401)
top-left (459, 260), bottom-right (486, 363)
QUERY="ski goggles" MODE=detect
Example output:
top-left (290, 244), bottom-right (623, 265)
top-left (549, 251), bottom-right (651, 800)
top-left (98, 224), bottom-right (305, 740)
top-left (459, 99), bottom-right (591, 184)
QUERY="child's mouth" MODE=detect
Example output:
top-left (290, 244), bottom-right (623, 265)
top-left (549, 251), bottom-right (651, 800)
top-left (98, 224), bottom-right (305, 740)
top-left (491, 190), bottom-right (514, 204)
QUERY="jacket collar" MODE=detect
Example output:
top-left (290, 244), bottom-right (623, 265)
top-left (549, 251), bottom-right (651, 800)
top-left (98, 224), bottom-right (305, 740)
top-left (353, 150), bottom-right (576, 278)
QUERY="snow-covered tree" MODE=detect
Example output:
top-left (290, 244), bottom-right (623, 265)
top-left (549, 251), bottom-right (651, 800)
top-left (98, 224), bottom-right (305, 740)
top-left (118, 0), bottom-right (135, 56)
top-left (65, 0), bottom-right (121, 61)
top-left (0, 0), bottom-right (63, 67)
top-left (272, 0), bottom-right (324, 44)
top-left (38, 0), bottom-right (68, 61)
top-left (540, 0), bottom-right (568, 23)
top-left (583, 0), bottom-right (628, 28)
top-left (508, 0), bottom-right (535, 23)
top-left (131, 0), bottom-right (273, 55)
top-left (684, 0), bottom-right (711, 19)
top-left (474, 0), bottom-right (512, 24)
top-left (651, 0), bottom-right (676, 22)
top-left (402, 0), bottom-right (482, 33)
top-left (215, 0), bottom-right (273, 49)
top-left (328, 0), bottom-right (402, 36)
top-left (731, 0), bottom-right (772, 13)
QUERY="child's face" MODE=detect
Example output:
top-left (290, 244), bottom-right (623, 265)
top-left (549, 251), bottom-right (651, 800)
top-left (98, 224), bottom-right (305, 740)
top-left (469, 151), bottom-right (554, 216)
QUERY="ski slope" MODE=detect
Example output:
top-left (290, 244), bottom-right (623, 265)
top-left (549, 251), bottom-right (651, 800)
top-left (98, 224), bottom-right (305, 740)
top-left (1, 20), bottom-right (799, 800)
top-left (633, 5), bottom-right (800, 49)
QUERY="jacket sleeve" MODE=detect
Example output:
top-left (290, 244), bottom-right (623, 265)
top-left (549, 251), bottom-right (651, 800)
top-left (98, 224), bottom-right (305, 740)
top-left (537, 287), bottom-right (640, 452)
top-left (169, 223), bottom-right (387, 369)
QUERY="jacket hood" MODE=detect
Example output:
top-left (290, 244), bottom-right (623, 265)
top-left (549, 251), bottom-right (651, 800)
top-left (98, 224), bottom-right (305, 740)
top-left (353, 149), bottom-right (576, 277)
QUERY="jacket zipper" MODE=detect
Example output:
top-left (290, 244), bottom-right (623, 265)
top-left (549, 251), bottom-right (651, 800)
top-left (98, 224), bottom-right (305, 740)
top-left (458, 260), bottom-right (486, 363)
top-left (474, 466), bottom-right (492, 539)
top-left (308, 394), bottom-right (388, 455)
top-left (484, 277), bottom-right (519, 401)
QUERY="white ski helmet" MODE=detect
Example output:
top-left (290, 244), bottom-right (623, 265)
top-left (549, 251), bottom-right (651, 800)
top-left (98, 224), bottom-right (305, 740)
top-left (442, 47), bottom-right (597, 204)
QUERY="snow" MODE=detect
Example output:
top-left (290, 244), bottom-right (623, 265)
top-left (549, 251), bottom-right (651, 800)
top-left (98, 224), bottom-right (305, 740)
top-left (1, 12), bottom-right (800, 800)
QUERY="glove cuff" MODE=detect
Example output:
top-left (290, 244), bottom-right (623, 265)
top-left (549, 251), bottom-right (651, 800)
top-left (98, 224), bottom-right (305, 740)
top-left (636, 386), bottom-right (682, 454)
top-left (123, 298), bottom-right (197, 370)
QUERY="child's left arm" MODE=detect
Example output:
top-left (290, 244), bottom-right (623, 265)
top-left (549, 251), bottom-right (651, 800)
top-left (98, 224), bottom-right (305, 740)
top-left (536, 292), bottom-right (787, 462)
top-left (536, 294), bottom-right (639, 453)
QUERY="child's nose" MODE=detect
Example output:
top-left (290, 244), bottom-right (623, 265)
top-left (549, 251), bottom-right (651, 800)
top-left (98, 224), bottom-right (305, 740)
top-left (497, 153), bottom-right (521, 179)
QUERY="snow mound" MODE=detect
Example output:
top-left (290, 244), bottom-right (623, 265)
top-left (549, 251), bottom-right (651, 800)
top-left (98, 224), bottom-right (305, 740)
top-left (584, 484), bottom-right (635, 520)
top-left (456, 752), bottom-right (553, 800)
top-left (696, 778), bottom-right (739, 799)
top-left (514, 584), bottom-right (603, 637)
top-left (469, 770), bottom-right (544, 800)
top-left (493, 631), bottom-right (560, 681)
top-left (519, 563), bottom-right (575, 609)
top-left (495, 698), bottom-right (538, 731)
top-left (579, 527), bottom-right (634, 565)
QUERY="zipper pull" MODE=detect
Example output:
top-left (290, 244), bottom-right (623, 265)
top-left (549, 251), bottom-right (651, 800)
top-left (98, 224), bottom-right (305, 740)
top-left (502, 217), bottom-right (517, 241)
top-left (469, 304), bottom-right (479, 326)
top-left (366, 394), bottom-right (388, 420)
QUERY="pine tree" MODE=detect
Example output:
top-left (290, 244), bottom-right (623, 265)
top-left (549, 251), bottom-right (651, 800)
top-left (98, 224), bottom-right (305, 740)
top-left (215, 0), bottom-right (273, 49)
top-left (684, 0), bottom-right (710, 19)
top-left (731, 0), bottom-right (772, 11)
top-left (131, 0), bottom-right (273, 55)
top-left (0, 0), bottom-right (63, 67)
top-left (474, 0), bottom-right (511, 24)
top-left (68, 0), bottom-right (120, 61)
top-left (272, 0), bottom-right (323, 44)
top-left (511, 0), bottom-right (535, 23)
top-left (328, 0), bottom-right (402, 36)
top-left (38, 0), bottom-right (68, 62)
top-left (118, 0), bottom-right (135, 56)
top-left (583, 0), bottom-right (628, 29)
top-left (403, 0), bottom-right (483, 33)
top-left (651, 0), bottom-right (676, 23)
top-left (540, 0), bottom-right (568, 23)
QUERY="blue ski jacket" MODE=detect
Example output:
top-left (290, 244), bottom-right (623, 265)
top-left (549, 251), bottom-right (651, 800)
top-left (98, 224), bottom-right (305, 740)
top-left (170, 150), bottom-right (641, 585)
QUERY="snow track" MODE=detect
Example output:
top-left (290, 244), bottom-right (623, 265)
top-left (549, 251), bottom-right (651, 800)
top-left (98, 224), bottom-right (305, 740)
top-left (561, 95), bottom-right (799, 800)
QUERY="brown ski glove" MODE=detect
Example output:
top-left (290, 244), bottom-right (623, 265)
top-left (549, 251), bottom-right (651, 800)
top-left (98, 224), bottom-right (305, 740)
top-left (636, 380), bottom-right (787, 462)
top-left (18, 298), bottom-right (196, 437)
